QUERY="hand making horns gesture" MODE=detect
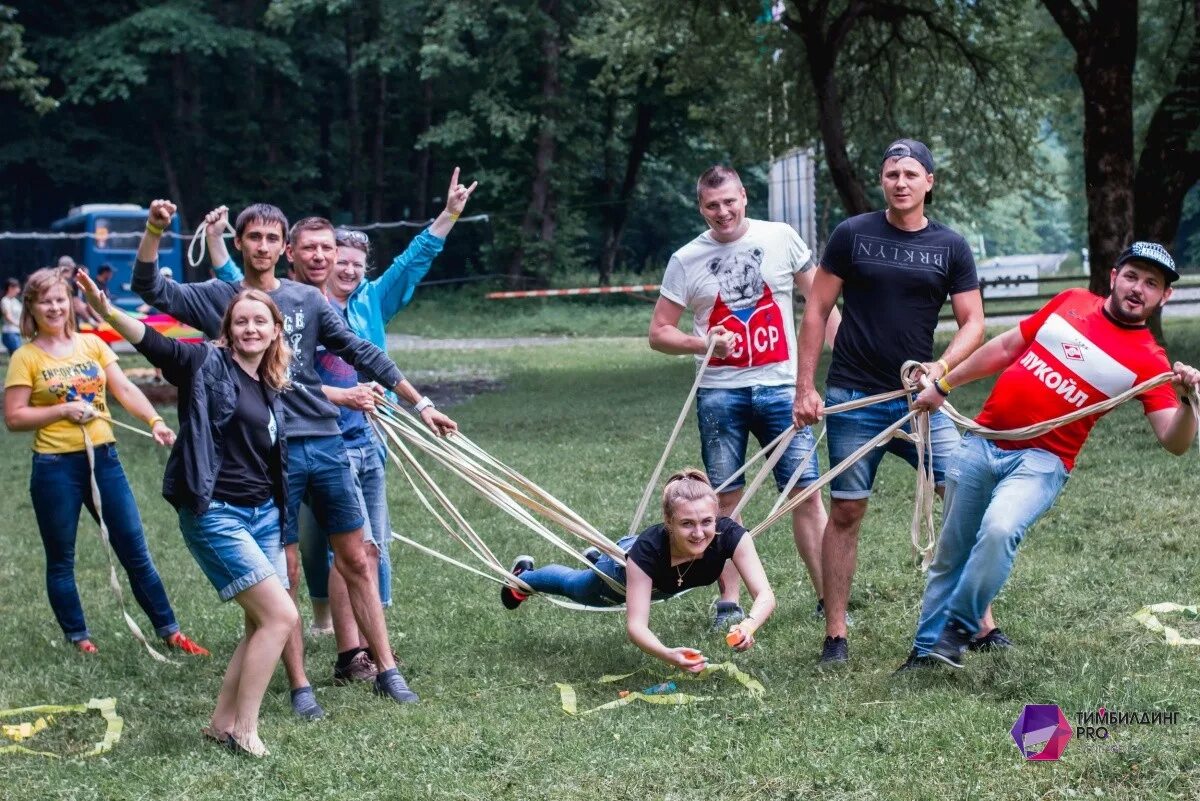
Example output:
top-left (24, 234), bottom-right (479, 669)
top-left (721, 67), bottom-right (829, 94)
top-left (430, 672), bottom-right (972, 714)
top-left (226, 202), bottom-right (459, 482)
top-left (444, 167), bottom-right (479, 218)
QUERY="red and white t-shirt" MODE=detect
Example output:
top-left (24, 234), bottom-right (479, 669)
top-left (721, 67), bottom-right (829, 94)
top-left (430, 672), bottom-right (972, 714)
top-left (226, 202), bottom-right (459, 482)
top-left (659, 219), bottom-right (812, 389)
top-left (975, 288), bottom-right (1178, 470)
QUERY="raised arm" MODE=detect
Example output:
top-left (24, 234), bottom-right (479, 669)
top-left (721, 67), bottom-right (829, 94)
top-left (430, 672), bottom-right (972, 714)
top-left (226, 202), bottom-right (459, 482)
top-left (623, 561), bottom-right (707, 673)
top-left (204, 205), bottom-right (239, 281)
top-left (375, 169), bottom-right (477, 318)
top-left (130, 199), bottom-right (231, 337)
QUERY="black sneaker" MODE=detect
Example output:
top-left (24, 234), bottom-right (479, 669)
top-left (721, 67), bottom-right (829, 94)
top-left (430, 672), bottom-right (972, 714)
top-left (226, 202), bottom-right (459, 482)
top-left (500, 556), bottom-right (534, 610)
top-left (583, 547), bottom-right (602, 564)
top-left (893, 648), bottom-right (943, 675)
top-left (929, 623), bottom-right (972, 668)
top-left (819, 636), bottom-right (849, 666)
top-left (968, 627), bottom-right (1014, 652)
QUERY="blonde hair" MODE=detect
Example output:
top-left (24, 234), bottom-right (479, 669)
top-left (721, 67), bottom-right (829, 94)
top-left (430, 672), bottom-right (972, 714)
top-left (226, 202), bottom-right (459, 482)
top-left (661, 468), bottom-right (718, 521)
top-left (217, 290), bottom-right (292, 392)
top-left (20, 267), bottom-right (76, 340)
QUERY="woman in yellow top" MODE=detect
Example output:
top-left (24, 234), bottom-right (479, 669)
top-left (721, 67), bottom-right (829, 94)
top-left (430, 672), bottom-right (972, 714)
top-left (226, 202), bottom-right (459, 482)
top-left (3, 267), bottom-right (207, 656)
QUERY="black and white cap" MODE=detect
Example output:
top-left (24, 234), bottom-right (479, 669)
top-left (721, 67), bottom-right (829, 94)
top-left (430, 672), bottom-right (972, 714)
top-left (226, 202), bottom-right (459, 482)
top-left (1117, 241), bottom-right (1179, 284)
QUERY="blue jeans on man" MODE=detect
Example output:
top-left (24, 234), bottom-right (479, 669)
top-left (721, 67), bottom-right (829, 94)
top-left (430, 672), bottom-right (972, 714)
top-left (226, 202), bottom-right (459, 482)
top-left (696, 384), bottom-right (820, 491)
top-left (913, 434), bottom-right (1069, 655)
top-left (29, 445), bottom-right (179, 642)
top-left (298, 441), bottom-right (392, 607)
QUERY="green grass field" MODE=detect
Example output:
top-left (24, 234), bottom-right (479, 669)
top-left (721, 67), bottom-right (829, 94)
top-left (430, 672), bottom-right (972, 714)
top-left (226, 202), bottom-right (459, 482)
top-left (2, 321), bottom-right (1200, 800)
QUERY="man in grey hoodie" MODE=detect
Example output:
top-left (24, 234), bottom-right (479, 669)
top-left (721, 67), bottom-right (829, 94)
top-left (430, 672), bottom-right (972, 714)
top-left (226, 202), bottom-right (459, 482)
top-left (133, 199), bottom-right (455, 715)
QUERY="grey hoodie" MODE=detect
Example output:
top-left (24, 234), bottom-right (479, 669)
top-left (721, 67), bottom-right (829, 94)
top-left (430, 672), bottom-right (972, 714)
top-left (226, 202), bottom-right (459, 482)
top-left (132, 260), bottom-right (403, 439)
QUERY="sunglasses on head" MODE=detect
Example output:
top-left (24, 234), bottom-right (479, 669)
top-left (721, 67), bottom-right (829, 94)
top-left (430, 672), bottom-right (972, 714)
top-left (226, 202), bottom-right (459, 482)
top-left (335, 228), bottom-right (370, 247)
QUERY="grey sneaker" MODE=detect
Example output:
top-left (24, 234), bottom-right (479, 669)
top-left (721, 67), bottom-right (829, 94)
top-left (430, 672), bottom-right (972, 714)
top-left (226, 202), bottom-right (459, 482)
top-left (711, 601), bottom-right (745, 631)
top-left (373, 668), bottom-right (419, 704)
top-left (333, 650), bottom-right (378, 685)
top-left (290, 686), bottom-right (325, 720)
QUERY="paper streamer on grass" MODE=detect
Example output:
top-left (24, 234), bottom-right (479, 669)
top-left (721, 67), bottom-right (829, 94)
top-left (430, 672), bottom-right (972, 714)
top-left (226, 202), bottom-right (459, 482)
top-left (1132, 603), bottom-right (1200, 646)
top-left (558, 662), bottom-right (764, 715)
top-left (0, 698), bottom-right (123, 758)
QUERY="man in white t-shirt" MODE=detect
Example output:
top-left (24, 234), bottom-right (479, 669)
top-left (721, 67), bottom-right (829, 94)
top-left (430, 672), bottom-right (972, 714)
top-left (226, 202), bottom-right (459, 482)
top-left (650, 165), bottom-right (841, 629)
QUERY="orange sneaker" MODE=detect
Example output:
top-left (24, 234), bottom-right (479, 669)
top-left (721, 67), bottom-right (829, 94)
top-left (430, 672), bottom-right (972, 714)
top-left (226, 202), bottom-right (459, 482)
top-left (75, 639), bottom-right (98, 654)
top-left (165, 632), bottom-right (210, 657)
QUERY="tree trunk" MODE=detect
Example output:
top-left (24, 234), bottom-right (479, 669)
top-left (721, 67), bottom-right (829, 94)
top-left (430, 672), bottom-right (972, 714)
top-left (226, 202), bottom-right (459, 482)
top-left (150, 120), bottom-right (186, 227)
top-left (346, 32), bottom-right (365, 222)
top-left (1042, 0), bottom-right (1138, 296)
top-left (598, 100), bottom-right (655, 285)
top-left (1133, 0), bottom-right (1200, 246)
top-left (413, 80), bottom-right (433, 220)
top-left (372, 72), bottom-right (388, 223)
top-left (508, 0), bottom-right (560, 286)
top-left (787, 3), bottom-right (873, 217)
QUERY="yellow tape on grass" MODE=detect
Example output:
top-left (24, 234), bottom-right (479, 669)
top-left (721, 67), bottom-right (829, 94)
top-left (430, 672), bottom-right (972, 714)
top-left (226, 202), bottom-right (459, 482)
top-left (1133, 603), bottom-right (1200, 646)
top-left (558, 662), bottom-right (764, 715)
top-left (0, 698), bottom-right (123, 758)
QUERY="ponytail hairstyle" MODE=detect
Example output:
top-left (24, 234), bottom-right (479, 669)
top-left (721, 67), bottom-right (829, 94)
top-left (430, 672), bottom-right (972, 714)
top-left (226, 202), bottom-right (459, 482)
top-left (661, 467), bottom-right (718, 522)
top-left (217, 289), bottom-right (292, 392)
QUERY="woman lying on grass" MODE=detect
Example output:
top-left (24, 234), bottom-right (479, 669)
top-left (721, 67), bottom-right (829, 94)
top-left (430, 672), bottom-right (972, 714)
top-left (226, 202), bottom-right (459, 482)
top-left (78, 269), bottom-right (296, 758)
top-left (502, 469), bottom-right (775, 672)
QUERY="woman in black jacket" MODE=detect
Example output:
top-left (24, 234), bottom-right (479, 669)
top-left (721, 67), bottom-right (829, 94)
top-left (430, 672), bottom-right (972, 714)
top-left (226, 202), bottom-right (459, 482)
top-left (78, 270), bottom-right (295, 758)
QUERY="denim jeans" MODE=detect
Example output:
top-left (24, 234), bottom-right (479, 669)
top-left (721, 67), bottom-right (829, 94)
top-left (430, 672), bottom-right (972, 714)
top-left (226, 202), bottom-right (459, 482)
top-left (283, 434), bottom-right (365, 544)
top-left (825, 385), bottom-right (961, 500)
top-left (29, 445), bottom-right (179, 642)
top-left (696, 384), bottom-right (820, 492)
top-left (2, 331), bottom-right (20, 355)
top-left (298, 443), bottom-right (392, 607)
top-left (913, 434), bottom-right (1069, 654)
top-left (519, 534), bottom-right (636, 607)
top-left (178, 499), bottom-right (287, 601)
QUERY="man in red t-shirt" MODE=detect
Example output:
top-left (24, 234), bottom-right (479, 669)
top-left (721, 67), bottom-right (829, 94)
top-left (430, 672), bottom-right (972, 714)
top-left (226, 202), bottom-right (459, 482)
top-left (897, 242), bottom-right (1199, 671)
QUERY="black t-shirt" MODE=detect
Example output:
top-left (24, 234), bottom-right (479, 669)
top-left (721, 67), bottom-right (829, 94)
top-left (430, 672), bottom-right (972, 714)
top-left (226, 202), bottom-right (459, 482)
top-left (212, 364), bottom-right (278, 508)
top-left (821, 211), bottom-right (978, 393)
top-left (626, 517), bottom-right (746, 596)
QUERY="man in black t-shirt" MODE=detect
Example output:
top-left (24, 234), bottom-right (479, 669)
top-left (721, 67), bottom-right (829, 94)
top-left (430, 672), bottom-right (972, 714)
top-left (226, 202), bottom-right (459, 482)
top-left (793, 139), bottom-right (990, 666)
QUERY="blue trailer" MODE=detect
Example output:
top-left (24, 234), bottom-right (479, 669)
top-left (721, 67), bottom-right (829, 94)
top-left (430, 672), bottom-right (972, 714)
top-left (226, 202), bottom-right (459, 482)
top-left (48, 204), bottom-right (184, 310)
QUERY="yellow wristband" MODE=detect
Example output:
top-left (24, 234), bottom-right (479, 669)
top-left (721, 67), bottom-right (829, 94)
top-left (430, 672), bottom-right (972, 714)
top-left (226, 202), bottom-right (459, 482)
top-left (145, 222), bottom-right (165, 236)
top-left (935, 377), bottom-right (953, 395)
top-left (448, 213), bottom-right (460, 222)
top-left (147, 415), bottom-right (164, 428)
top-left (936, 358), bottom-right (949, 375)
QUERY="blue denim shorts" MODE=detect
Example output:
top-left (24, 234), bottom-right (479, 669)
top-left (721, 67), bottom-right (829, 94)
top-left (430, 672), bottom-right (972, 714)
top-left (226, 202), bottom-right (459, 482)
top-left (696, 384), bottom-right (820, 492)
top-left (824, 385), bottom-right (961, 500)
top-left (178, 499), bottom-right (288, 601)
top-left (283, 434), bottom-right (366, 544)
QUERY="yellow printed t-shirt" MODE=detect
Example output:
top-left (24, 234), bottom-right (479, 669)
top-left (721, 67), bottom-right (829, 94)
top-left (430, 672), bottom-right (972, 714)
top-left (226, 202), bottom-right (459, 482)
top-left (4, 335), bottom-right (119, 453)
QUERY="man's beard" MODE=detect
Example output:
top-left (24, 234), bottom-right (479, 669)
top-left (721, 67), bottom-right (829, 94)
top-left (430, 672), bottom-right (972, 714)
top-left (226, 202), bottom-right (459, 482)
top-left (1107, 291), bottom-right (1161, 325)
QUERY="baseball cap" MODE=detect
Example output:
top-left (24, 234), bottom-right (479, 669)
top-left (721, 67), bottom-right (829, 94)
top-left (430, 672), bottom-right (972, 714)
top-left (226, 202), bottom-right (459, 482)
top-left (1117, 241), bottom-right (1179, 284)
top-left (882, 139), bottom-right (935, 204)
